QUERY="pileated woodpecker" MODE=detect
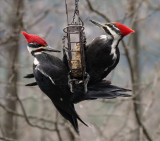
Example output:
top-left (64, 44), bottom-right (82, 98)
top-left (22, 31), bottom-right (87, 133)
top-left (86, 20), bottom-right (134, 84)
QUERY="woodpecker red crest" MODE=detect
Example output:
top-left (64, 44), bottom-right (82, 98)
top-left (22, 31), bottom-right (60, 55)
top-left (90, 20), bottom-right (134, 38)
top-left (21, 31), bottom-right (47, 46)
top-left (114, 22), bottom-right (135, 36)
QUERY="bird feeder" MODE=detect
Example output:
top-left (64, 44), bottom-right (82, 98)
top-left (63, 0), bottom-right (89, 93)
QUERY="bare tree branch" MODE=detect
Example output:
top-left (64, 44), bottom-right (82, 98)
top-left (85, 0), bottom-right (153, 141)
top-left (15, 93), bottom-right (57, 132)
top-left (144, 0), bottom-right (160, 10)
top-left (0, 137), bottom-right (15, 141)
top-left (55, 111), bottom-right (63, 141)
top-left (0, 102), bottom-right (59, 125)
top-left (85, 0), bottom-right (110, 22)
top-left (26, 5), bottom-right (54, 29)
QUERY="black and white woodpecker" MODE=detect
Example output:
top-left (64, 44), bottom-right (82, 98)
top-left (86, 20), bottom-right (135, 84)
top-left (22, 32), bottom-right (131, 132)
top-left (22, 31), bottom-right (87, 134)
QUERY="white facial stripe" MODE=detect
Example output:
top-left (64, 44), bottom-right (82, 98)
top-left (110, 40), bottom-right (118, 60)
top-left (27, 46), bottom-right (38, 53)
top-left (106, 26), bottom-right (120, 60)
top-left (100, 35), bottom-right (107, 40)
top-left (34, 52), bottom-right (42, 55)
top-left (107, 26), bottom-right (117, 37)
top-left (27, 46), bottom-right (46, 55)
top-left (27, 46), bottom-right (32, 53)
top-left (107, 26), bottom-right (121, 39)
top-left (112, 24), bottom-right (119, 31)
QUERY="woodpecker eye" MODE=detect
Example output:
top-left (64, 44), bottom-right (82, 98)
top-left (110, 24), bottom-right (121, 35)
top-left (28, 43), bottom-right (42, 48)
top-left (105, 23), bottom-right (111, 27)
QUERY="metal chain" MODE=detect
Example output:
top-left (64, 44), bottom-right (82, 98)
top-left (62, 36), bottom-right (65, 50)
top-left (75, 0), bottom-right (79, 14)
top-left (72, 0), bottom-right (82, 24)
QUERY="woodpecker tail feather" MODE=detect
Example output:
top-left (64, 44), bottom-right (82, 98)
top-left (54, 104), bottom-right (87, 134)
top-left (54, 104), bottom-right (79, 134)
top-left (24, 73), bottom-right (34, 78)
top-left (25, 82), bottom-right (37, 86)
top-left (70, 104), bottom-right (88, 127)
top-left (85, 91), bottom-right (131, 100)
top-left (73, 81), bottom-right (131, 103)
top-left (88, 80), bottom-right (131, 92)
top-left (75, 112), bottom-right (88, 127)
top-left (86, 81), bottom-right (131, 100)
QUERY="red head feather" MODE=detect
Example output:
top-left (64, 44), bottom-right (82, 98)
top-left (21, 31), bottom-right (47, 46)
top-left (114, 23), bottom-right (135, 36)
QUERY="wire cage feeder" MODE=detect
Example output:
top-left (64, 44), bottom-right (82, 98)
top-left (63, 0), bottom-right (89, 93)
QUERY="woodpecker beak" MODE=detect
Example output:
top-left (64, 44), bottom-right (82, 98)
top-left (43, 46), bottom-right (61, 52)
top-left (90, 20), bottom-right (104, 28)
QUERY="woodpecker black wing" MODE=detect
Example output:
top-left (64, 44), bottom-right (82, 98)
top-left (33, 54), bottom-right (87, 133)
top-left (86, 36), bottom-right (120, 84)
top-left (100, 48), bottom-right (120, 80)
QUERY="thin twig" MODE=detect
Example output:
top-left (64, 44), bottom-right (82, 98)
top-left (26, 5), bottom-right (54, 29)
top-left (0, 102), bottom-right (59, 125)
top-left (144, 0), bottom-right (160, 10)
top-left (55, 111), bottom-right (63, 141)
top-left (85, 1), bottom-right (153, 141)
top-left (86, 0), bottom-right (110, 22)
top-left (15, 94), bottom-right (57, 132)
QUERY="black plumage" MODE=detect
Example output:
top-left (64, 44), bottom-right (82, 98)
top-left (24, 73), bottom-right (35, 78)
top-left (22, 31), bottom-right (87, 133)
top-left (72, 80), bottom-right (131, 103)
top-left (22, 31), bottom-right (131, 134)
top-left (86, 36), bottom-right (120, 84)
top-left (25, 82), bottom-right (37, 86)
top-left (33, 53), bottom-right (87, 133)
top-left (85, 20), bottom-right (134, 84)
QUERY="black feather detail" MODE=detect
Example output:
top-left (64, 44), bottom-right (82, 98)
top-left (54, 104), bottom-right (87, 134)
top-left (72, 80), bottom-right (131, 103)
top-left (25, 82), bottom-right (37, 86)
top-left (24, 73), bottom-right (34, 78)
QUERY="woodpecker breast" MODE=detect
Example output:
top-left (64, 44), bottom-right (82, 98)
top-left (110, 40), bottom-right (118, 60)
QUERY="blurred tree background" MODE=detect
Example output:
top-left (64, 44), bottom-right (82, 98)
top-left (0, 0), bottom-right (160, 141)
